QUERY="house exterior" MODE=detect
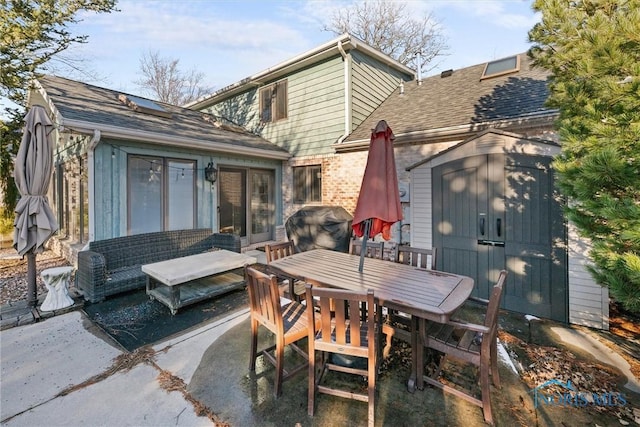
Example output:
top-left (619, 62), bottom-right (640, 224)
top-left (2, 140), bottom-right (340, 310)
top-left (28, 75), bottom-right (290, 258)
top-left (187, 33), bottom-right (415, 229)
top-left (29, 34), bottom-right (607, 329)
top-left (338, 53), bottom-right (607, 329)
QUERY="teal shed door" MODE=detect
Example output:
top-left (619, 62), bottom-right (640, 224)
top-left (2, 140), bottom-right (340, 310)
top-left (433, 153), bottom-right (567, 322)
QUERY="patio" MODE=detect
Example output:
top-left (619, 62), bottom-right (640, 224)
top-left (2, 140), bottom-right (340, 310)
top-left (186, 304), bottom-right (639, 426)
top-left (1, 248), bottom-right (639, 426)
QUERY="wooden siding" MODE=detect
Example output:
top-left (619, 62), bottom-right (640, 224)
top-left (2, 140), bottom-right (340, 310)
top-left (92, 140), bottom-right (281, 241)
top-left (266, 57), bottom-right (346, 156)
top-left (207, 90), bottom-right (262, 135)
top-left (207, 56), bottom-right (346, 157)
top-left (409, 165), bottom-right (432, 249)
top-left (351, 50), bottom-right (408, 130)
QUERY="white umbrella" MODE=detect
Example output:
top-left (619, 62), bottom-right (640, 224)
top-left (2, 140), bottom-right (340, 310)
top-left (13, 105), bottom-right (59, 307)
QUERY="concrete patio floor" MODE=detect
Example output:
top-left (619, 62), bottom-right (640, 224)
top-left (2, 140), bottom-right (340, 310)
top-left (1, 293), bottom-right (639, 426)
top-left (189, 311), bottom-right (640, 426)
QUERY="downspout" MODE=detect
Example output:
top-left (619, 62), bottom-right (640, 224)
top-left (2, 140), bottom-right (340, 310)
top-left (336, 40), bottom-right (352, 144)
top-left (87, 129), bottom-right (101, 243)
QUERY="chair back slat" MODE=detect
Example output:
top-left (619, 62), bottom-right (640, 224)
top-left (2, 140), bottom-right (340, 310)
top-left (319, 297), bottom-right (333, 342)
top-left (333, 300), bottom-right (347, 344)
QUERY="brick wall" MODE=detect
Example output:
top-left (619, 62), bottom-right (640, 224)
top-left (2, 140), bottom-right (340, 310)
top-left (283, 125), bottom-right (557, 245)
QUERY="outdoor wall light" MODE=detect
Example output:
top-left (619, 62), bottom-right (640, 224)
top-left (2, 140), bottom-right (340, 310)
top-left (204, 162), bottom-right (218, 183)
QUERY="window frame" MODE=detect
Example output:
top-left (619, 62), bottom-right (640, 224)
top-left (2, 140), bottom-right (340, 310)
top-left (293, 164), bottom-right (322, 204)
top-left (259, 79), bottom-right (288, 123)
top-left (480, 55), bottom-right (520, 80)
top-left (127, 154), bottom-right (196, 234)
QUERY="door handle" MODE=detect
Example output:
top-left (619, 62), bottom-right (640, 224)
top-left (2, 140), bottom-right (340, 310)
top-left (477, 239), bottom-right (505, 247)
top-left (496, 218), bottom-right (502, 237)
top-left (479, 217), bottom-right (485, 236)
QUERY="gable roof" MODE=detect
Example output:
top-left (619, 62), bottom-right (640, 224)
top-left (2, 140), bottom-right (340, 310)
top-left (406, 128), bottom-right (560, 171)
top-left (186, 33), bottom-right (415, 109)
top-left (33, 75), bottom-right (290, 159)
top-left (339, 53), bottom-right (557, 149)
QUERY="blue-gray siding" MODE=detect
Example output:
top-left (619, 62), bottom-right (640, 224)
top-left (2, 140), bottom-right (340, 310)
top-left (92, 140), bottom-right (282, 240)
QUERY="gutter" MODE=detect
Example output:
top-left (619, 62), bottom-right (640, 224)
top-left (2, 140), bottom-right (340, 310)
top-left (333, 110), bottom-right (559, 152)
top-left (87, 129), bottom-right (101, 243)
top-left (60, 118), bottom-right (291, 160)
top-left (336, 40), bottom-right (351, 145)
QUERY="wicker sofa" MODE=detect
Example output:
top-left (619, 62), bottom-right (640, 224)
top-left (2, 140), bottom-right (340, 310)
top-left (76, 229), bottom-right (241, 303)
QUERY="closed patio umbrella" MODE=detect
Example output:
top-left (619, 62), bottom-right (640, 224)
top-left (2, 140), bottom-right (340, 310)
top-left (352, 120), bottom-right (402, 272)
top-left (13, 105), bottom-right (59, 307)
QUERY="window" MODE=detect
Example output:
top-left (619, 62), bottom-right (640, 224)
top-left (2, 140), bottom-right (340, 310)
top-left (260, 80), bottom-right (287, 122)
top-left (481, 55), bottom-right (520, 80)
top-left (293, 165), bottom-right (321, 203)
top-left (52, 156), bottom-right (88, 244)
top-left (127, 155), bottom-right (195, 234)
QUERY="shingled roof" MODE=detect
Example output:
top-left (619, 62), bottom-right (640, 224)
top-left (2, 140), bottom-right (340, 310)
top-left (35, 75), bottom-right (290, 159)
top-left (341, 52), bottom-right (555, 146)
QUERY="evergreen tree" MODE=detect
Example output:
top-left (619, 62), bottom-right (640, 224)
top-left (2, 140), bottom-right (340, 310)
top-left (1, 0), bottom-right (117, 214)
top-left (528, 0), bottom-right (640, 313)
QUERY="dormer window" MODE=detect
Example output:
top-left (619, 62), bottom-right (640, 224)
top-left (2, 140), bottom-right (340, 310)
top-left (481, 55), bottom-right (520, 80)
top-left (260, 80), bottom-right (288, 123)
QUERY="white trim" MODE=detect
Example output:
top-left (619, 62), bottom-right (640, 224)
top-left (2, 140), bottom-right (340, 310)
top-left (58, 118), bottom-right (291, 160)
top-left (335, 111), bottom-right (559, 151)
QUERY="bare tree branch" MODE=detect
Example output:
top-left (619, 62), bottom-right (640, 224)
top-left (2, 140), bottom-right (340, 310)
top-left (324, 0), bottom-right (448, 72)
top-left (134, 51), bottom-right (212, 106)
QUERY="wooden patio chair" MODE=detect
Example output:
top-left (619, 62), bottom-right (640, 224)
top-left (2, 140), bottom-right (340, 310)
top-left (349, 238), bottom-right (385, 259)
top-left (246, 266), bottom-right (319, 397)
top-left (394, 245), bottom-right (437, 269)
top-left (264, 240), bottom-right (305, 302)
top-left (420, 270), bottom-right (507, 425)
top-left (382, 246), bottom-right (438, 356)
top-left (305, 284), bottom-right (379, 427)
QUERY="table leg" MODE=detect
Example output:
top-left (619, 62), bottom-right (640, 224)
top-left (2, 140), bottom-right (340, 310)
top-left (416, 317), bottom-right (425, 391)
top-left (169, 286), bottom-right (180, 314)
top-left (407, 315), bottom-right (420, 393)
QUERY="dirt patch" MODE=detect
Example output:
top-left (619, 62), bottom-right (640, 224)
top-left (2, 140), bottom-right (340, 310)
top-left (0, 248), bottom-right (71, 304)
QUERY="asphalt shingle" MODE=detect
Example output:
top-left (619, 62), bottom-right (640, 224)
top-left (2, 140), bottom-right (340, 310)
top-left (344, 52), bottom-right (552, 142)
top-left (37, 75), bottom-right (289, 155)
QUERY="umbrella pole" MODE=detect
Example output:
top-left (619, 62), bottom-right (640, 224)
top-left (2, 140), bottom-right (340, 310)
top-left (358, 219), bottom-right (371, 273)
top-left (27, 251), bottom-right (37, 307)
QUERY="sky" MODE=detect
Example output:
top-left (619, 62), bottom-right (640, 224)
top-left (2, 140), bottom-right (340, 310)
top-left (2, 0), bottom-right (541, 115)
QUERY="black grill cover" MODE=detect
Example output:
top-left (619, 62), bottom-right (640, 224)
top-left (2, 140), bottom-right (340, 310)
top-left (285, 206), bottom-right (353, 253)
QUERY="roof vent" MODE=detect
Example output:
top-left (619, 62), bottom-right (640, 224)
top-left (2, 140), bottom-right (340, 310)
top-left (118, 94), bottom-right (171, 118)
top-left (441, 69), bottom-right (453, 78)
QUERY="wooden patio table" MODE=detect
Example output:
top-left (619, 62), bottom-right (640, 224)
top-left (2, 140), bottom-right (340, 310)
top-left (267, 248), bottom-right (474, 392)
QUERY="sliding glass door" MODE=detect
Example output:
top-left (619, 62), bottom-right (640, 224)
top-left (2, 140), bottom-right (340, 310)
top-left (218, 167), bottom-right (274, 244)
